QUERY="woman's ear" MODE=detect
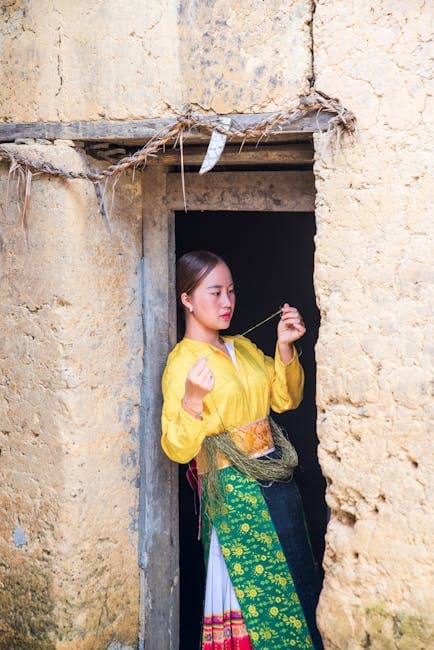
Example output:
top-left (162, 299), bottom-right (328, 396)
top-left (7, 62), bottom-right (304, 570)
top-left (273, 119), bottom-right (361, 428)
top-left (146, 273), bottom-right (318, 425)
top-left (180, 292), bottom-right (192, 312)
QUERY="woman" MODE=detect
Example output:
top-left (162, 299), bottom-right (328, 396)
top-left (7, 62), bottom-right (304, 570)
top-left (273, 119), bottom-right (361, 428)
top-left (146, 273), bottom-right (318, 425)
top-left (161, 250), bottom-right (323, 650)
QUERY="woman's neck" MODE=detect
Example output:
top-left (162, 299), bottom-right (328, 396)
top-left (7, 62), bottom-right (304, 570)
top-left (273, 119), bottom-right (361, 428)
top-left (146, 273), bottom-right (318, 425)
top-left (184, 329), bottom-right (221, 347)
top-left (184, 322), bottom-right (224, 347)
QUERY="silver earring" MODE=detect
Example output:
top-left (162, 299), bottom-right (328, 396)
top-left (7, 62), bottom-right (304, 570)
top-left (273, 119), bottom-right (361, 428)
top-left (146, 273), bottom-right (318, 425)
top-left (189, 306), bottom-right (193, 313)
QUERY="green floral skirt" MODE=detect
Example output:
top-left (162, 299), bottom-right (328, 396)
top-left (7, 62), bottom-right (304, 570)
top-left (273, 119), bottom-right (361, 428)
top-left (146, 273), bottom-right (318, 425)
top-left (201, 467), bottom-right (315, 650)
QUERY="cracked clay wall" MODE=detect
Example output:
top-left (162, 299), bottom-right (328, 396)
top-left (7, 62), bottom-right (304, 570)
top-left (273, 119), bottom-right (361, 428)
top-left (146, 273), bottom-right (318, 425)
top-left (0, 144), bottom-right (142, 649)
top-left (2, 1), bottom-right (432, 649)
top-left (0, 2), bottom-right (314, 648)
top-left (0, 0), bottom-right (312, 121)
top-left (313, 2), bottom-right (433, 648)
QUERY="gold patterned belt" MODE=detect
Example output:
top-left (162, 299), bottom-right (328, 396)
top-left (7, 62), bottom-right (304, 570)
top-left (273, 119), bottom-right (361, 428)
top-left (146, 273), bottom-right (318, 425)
top-left (195, 417), bottom-right (274, 475)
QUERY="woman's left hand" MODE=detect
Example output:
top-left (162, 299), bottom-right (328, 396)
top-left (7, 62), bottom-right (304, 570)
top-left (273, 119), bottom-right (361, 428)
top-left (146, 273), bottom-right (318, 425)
top-left (277, 303), bottom-right (306, 348)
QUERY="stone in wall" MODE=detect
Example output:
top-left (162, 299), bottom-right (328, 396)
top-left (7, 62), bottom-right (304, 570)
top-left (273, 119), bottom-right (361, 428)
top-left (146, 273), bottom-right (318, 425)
top-left (0, 142), bottom-right (142, 649)
top-left (313, 1), bottom-right (434, 647)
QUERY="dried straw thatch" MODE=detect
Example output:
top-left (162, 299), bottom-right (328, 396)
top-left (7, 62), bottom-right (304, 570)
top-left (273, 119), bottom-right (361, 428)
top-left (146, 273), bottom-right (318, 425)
top-left (0, 91), bottom-right (357, 224)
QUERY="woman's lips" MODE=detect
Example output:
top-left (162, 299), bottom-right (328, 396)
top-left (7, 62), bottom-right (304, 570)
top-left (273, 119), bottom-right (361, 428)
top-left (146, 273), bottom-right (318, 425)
top-left (220, 312), bottom-right (232, 320)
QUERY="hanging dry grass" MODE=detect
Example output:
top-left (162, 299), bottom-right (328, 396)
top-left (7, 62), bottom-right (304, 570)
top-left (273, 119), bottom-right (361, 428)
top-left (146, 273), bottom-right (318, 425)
top-left (0, 91), bottom-right (357, 226)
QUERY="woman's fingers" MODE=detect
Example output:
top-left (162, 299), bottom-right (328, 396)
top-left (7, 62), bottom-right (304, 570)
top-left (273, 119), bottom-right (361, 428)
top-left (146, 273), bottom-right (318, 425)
top-left (292, 323), bottom-right (306, 337)
top-left (282, 319), bottom-right (305, 333)
top-left (284, 319), bottom-right (306, 333)
top-left (204, 372), bottom-right (215, 390)
top-left (187, 357), bottom-right (215, 392)
top-left (190, 358), bottom-right (210, 381)
top-left (281, 315), bottom-right (304, 327)
top-left (278, 304), bottom-right (306, 342)
top-left (192, 357), bottom-right (208, 374)
top-left (282, 314), bottom-right (304, 326)
top-left (196, 360), bottom-right (214, 383)
top-left (280, 307), bottom-right (302, 319)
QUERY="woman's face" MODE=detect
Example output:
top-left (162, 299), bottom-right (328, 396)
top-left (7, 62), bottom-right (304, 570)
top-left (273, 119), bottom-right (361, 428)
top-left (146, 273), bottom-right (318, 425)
top-left (185, 262), bottom-right (236, 332)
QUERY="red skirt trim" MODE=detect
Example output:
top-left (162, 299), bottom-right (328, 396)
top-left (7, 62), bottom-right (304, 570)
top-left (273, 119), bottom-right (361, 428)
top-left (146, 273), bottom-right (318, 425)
top-left (202, 609), bottom-right (253, 650)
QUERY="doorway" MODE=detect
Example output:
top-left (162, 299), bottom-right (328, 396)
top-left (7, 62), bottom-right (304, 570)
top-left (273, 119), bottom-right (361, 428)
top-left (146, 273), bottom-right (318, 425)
top-left (175, 210), bottom-right (326, 649)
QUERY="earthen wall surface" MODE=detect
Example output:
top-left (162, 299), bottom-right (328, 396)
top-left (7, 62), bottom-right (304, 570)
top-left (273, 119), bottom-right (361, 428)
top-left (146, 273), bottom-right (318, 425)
top-left (0, 0), bottom-right (312, 121)
top-left (0, 1), bottom-right (433, 648)
top-left (313, 2), bottom-right (433, 647)
top-left (0, 144), bottom-right (142, 649)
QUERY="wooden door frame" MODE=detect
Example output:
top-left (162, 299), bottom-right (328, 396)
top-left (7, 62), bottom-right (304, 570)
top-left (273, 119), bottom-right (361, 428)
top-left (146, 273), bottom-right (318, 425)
top-left (139, 168), bottom-right (178, 650)
top-left (139, 157), bottom-right (315, 649)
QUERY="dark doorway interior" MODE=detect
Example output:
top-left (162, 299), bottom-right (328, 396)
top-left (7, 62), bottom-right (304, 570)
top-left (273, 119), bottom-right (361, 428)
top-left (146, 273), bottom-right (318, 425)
top-left (175, 210), bottom-right (326, 650)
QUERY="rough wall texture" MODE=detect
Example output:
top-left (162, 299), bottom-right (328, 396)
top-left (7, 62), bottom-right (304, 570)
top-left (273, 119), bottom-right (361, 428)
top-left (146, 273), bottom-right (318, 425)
top-left (0, 0), bottom-right (182, 121)
top-left (0, 2), bottom-right (315, 647)
top-left (177, 0), bottom-right (312, 113)
top-left (0, 0), bottom-right (312, 121)
top-left (0, 143), bottom-right (142, 649)
top-left (313, 2), bottom-right (434, 648)
top-left (1, 1), bottom-right (433, 649)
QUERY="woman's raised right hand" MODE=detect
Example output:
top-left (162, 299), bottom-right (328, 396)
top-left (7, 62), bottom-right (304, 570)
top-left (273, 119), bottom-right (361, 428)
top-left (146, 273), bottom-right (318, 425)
top-left (184, 357), bottom-right (215, 405)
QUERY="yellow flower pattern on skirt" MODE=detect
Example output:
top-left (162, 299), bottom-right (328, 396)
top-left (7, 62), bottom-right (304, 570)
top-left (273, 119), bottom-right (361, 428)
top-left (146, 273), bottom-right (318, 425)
top-left (202, 467), bottom-right (314, 650)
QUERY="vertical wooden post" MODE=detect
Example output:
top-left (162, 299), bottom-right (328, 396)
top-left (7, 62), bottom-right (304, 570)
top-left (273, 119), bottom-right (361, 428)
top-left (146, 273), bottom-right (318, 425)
top-left (139, 167), bottom-right (178, 649)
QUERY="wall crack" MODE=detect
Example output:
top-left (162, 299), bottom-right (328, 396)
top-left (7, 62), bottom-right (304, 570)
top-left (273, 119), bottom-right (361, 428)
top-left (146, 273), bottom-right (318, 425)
top-left (55, 29), bottom-right (63, 97)
top-left (308, 0), bottom-right (316, 88)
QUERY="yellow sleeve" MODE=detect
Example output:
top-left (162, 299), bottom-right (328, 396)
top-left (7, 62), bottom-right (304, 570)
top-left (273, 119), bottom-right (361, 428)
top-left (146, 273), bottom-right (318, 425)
top-left (269, 344), bottom-right (304, 412)
top-left (161, 353), bottom-right (208, 464)
top-left (238, 336), bottom-right (304, 413)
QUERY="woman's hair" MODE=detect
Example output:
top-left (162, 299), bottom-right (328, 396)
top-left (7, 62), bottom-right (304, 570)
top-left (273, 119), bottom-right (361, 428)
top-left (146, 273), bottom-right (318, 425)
top-left (176, 250), bottom-right (226, 307)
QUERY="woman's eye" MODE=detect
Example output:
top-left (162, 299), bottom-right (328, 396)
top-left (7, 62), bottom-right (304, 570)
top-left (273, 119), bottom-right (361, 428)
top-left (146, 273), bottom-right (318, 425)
top-left (212, 292), bottom-right (221, 296)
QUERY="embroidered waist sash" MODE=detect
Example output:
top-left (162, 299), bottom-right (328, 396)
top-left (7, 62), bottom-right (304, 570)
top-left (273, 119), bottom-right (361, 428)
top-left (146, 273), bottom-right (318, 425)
top-left (196, 417), bottom-right (274, 475)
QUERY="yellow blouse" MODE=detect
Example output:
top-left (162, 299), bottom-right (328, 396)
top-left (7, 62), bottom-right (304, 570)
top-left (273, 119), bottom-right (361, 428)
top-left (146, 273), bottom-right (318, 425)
top-left (161, 335), bottom-right (304, 464)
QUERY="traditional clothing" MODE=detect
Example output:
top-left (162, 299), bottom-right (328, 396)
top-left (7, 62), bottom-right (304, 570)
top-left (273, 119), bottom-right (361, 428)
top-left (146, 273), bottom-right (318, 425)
top-left (161, 335), bottom-right (323, 649)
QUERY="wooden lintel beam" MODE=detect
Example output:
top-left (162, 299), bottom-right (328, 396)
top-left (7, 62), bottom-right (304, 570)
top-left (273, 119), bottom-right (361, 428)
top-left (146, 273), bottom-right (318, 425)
top-left (0, 112), bottom-right (331, 144)
top-left (166, 170), bottom-right (315, 212)
top-left (146, 143), bottom-right (313, 167)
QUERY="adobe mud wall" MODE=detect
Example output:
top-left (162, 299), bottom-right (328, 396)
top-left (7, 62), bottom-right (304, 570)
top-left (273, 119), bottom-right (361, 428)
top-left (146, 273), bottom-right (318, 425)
top-left (0, 0), bottom-right (312, 121)
top-left (0, 143), bottom-right (142, 649)
top-left (0, 1), bottom-right (432, 649)
top-left (313, 2), bottom-right (433, 648)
